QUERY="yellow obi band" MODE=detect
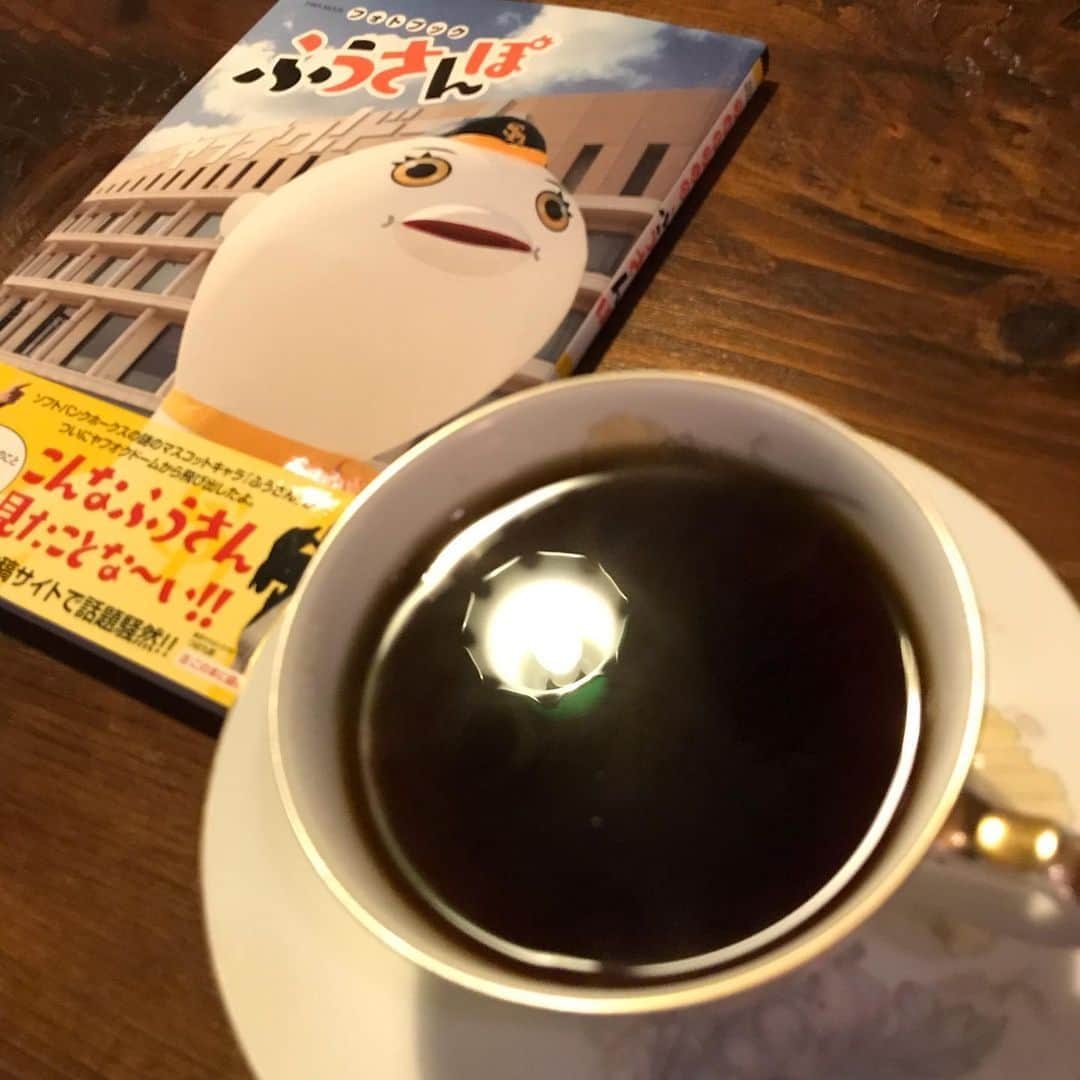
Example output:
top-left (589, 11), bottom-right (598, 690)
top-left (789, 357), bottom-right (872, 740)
top-left (160, 388), bottom-right (379, 493)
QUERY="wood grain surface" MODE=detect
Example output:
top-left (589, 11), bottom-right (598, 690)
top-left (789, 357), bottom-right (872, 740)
top-left (1, 1), bottom-right (1077, 1076)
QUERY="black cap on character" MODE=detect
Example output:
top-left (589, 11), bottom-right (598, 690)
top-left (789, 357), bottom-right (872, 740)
top-left (444, 116), bottom-right (548, 166)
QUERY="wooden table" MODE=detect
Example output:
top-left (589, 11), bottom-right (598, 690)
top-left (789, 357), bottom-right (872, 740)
top-left (1, 1), bottom-right (1076, 1075)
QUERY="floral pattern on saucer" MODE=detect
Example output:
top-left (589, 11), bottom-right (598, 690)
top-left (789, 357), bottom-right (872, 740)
top-left (601, 939), bottom-right (1061, 1079)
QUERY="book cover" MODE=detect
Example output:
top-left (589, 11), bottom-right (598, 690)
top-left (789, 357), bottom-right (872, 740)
top-left (0, 0), bottom-right (766, 708)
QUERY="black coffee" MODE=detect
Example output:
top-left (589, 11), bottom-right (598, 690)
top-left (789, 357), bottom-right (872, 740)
top-left (354, 448), bottom-right (916, 977)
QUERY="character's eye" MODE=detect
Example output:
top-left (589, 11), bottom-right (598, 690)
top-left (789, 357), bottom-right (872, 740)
top-left (392, 154), bottom-right (452, 187)
top-left (536, 191), bottom-right (571, 232)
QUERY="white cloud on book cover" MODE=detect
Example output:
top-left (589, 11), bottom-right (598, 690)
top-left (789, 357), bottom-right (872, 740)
top-left (491, 7), bottom-right (666, 92)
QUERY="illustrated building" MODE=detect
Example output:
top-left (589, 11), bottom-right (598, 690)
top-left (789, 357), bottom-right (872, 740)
top-left (0, 86), bottom-right (729, 414)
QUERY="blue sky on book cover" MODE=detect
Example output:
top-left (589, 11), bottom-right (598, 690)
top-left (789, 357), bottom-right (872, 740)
top-left (136, 0), bottom-right (765, 153)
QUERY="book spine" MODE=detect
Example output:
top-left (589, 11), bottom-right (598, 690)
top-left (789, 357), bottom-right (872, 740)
top-left (558, 56), bottom-right (766, 377)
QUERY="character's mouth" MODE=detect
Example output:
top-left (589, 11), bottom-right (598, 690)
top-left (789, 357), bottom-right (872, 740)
top-left (402, 219), bottom-right (532, 253)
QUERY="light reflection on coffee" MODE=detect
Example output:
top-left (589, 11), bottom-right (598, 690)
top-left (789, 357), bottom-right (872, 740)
top-left (462, 551), bottom-right (627, 700)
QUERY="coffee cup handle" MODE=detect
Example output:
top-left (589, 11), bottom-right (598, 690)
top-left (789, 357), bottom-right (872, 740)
top-left (910, 787), bottom-right (1080, 946)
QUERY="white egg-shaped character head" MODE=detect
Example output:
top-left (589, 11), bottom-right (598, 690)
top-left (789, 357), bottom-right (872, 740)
top-left (172, 117), bottom-right (587, 462)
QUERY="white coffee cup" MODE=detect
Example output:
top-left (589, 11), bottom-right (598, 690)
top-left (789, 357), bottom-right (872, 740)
top-left (269, 372), bottom-right (1079, 1014)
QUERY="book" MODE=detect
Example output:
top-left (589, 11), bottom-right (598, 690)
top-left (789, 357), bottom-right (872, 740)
top-left (0, 0), bottom-right (766, 710)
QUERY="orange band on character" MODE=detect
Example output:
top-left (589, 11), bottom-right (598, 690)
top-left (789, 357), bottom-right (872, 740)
top-left (160, 388), bottom-right (379, 493)
top-left (451, 134), bottom-right (548, 167)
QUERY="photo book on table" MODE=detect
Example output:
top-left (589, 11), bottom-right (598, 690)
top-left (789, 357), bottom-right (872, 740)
top-left (0, 0), bottom-right (766, 709)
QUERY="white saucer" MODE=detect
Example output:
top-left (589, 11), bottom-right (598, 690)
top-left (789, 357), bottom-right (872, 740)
top-left (202, 441), bottom-right (1080, 1079)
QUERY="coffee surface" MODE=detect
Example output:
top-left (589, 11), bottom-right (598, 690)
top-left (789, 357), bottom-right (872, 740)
top-left (356, 450), bottom-right (914, 974)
